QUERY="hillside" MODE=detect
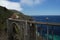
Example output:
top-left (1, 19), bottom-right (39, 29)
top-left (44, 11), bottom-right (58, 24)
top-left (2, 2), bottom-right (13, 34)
top-left (0, 6), bottom-right (32, 30)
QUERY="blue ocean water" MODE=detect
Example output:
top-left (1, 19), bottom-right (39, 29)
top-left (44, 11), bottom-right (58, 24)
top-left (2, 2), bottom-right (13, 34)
top-left (32, 16), bottom-right (60, 23)
top-left (32, 16), bottom-right (60, 40)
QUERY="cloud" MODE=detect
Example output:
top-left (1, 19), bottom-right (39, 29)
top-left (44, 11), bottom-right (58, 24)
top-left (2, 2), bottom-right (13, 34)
top-left (0, 0), bottom-right (46, 11)
top-left (20, 0), bottom-right (46, 6)
top-left (0, 0), bottom-right (22, 11)
top-left (20, 0), bottom-right (34, 6)
top-left (34, 0), bottom-right (45, 4)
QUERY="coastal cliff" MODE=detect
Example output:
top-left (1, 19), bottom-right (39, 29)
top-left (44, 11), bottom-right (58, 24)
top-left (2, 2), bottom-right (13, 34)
top-left (0, 6), bottom-right (32, 30)
top-left (0, 6), bottom-right (33, 40)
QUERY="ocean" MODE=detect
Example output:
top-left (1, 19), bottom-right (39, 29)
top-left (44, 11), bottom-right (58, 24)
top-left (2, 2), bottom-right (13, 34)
top-left (32, 16), bottom-right (60, 40)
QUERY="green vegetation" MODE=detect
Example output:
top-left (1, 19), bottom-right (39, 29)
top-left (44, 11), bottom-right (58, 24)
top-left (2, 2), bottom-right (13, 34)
top-left (0, 6), bottom-right (32, 30)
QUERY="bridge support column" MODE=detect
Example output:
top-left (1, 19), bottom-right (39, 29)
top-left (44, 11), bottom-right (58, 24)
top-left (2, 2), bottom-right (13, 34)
top-left (36, 25), bottom-right (38, 40)
top-left (40, 24), bottom-right (43, 40)
top-left (52, 26), bottom-right (54, 40)
top-left (24, 21), bottom-right (28, 40)
top-left (7, 20), bottom-right (14, 40)
top-left (47, 26), bottom-right (49, 40)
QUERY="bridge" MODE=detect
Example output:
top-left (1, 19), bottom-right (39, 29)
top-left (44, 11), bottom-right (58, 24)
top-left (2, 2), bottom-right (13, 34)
top-left (7, 18), bottom-right (60, 40)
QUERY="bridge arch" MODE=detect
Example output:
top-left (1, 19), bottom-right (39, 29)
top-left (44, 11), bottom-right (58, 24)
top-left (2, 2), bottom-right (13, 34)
top-left (11, 22), bottom-right (20, 33)
top-left (9, 22), bottom-right (21, 40)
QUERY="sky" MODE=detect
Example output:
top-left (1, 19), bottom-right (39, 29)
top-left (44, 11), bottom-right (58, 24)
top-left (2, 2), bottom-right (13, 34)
top-left (0, 0), bottom-right (60, 15)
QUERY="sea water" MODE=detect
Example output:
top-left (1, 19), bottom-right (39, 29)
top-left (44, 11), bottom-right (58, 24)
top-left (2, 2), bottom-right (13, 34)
top-left (32, 16), bottom-right (60, 40)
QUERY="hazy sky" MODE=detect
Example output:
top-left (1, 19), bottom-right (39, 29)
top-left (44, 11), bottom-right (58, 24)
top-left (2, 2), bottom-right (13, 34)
top-left (0, 0), bottom-right (60, 15)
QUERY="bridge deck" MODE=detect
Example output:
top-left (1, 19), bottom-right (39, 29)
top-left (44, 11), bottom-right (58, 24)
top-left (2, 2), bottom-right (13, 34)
top-left (8, 18), bottom-right (60, 26)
